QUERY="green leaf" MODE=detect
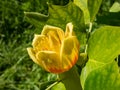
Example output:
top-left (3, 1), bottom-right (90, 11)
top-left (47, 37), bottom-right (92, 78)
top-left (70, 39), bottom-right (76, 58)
top-left (81, 26), bottom-right (120, 89)
top-left (88, 26), bottom-right (120, 63)
top-left (84, 61), bottom-right (120, 90)
top-left (88, 0), bottom-right (102, 22)
top-left (24, 12), bottom-right (48, 21)
top-left (51, 82), bottom-right (66, 90)
top-left (24, 12), bottom-right (48, 30)
top-left (48, 2), bottom-right (85, 31)
top-left (80, 59), bottom-right (105, 88)
top-left (110, 1), bottom-right (120, 12)
top-left (25, 2), bottom-right (86, 45)
top-left (74, 0), bottom-right (90, 24)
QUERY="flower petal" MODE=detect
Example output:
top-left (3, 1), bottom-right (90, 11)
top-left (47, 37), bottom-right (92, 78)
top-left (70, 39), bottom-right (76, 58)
top-left (65, 22), bottom-right (74, 37)
top-left (27, 48), bottom-right (41, 66)
top-left (32, 34), bottom-right (44, 47)
top-left (41, 25), bottom-right (65, 52)
top-left (41, 25), bottom-right (64, 43)
top-left (60, 36), bottom-right (80, 70)
top-left (32, 34), bottom-right (51, 52)
top-left (36, 51), bottom-right (64, 73)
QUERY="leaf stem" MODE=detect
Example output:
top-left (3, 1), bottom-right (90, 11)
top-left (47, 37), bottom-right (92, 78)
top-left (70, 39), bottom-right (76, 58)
top-left (85, 22), bottom-right (92, 53)
top-left (45, 80), bottom-right (60, 90)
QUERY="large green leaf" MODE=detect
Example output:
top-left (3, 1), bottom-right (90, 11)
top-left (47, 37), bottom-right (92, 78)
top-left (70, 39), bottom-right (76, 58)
top-left (25, 2), bottom-right (85, 31)
top-left (47, 2), bottom-right (85, 31)
top-left (88, 26), bottom-right (120, 63)
top-left (81, 26), bottom-right (120, 89)
top-left (88, 0), bottom-right (102, 22)
top-left (84, 61), bottom-right (120, 90)
top-left (74, 0), bottom-right (90, 24)
top-left (25, 2), bottom-right (86, 45)
top-left (80, 59), bottom-right (105, 88)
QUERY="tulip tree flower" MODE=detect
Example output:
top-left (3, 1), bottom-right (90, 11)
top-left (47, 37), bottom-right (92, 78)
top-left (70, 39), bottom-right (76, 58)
top-left (27, 23), bottom-right (80, 73)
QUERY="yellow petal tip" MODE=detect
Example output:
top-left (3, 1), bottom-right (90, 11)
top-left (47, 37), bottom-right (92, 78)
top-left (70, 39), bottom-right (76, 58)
top-left (27, 48), bottom-right (40, 65)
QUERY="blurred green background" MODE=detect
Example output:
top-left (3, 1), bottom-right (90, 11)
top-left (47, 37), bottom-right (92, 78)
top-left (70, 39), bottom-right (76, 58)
top-left (0, 0), bottom-right (69, 89)
top-left (0, 0), bottom-right (119, 90)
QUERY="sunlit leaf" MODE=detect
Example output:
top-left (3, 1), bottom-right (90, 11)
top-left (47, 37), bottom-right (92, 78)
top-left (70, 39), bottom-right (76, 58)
top-left (88, 26), bottom-right (120, 63)
top-left (51, 82), bottom-right (66, 90)
top-left (80, 59), bottom-right (105, 88)
top-left (74, 0), bottom-right (90, 24)
top-left (88, 0), bottom-right (102, 22)
top-left (84, 61), bottom-right (120, 90)
top-left (81, 26), bottom-right (120, 89)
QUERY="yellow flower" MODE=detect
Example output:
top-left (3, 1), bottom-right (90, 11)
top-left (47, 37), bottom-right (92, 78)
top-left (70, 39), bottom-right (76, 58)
top-left (27, 23), bottom-right (80, 73)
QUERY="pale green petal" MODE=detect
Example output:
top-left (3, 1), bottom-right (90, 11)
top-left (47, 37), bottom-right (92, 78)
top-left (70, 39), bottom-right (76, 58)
top-left (36, 51), bottom-right (62, 73)
top-left (60, 36), bottom-right (79, 69)
top-left (65, 22), bottom-right (74, 37)
top-left (27, 48), bottom-right (41, 65)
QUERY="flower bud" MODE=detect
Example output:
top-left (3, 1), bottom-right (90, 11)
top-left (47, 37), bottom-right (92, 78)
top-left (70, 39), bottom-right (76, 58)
top-left (27, 23), bottom-right (80, 73)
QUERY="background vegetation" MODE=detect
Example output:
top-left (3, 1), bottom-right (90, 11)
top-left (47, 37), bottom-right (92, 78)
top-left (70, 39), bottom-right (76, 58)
top-left (0, 0), bottom-right (120, 90)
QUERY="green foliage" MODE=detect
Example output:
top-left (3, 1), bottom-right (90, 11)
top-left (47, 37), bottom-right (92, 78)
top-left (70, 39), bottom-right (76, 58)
top-left (84, 61), bottom-right (120, 90)
top-left (0, 0), bottom-right (48, 40)
top-left (0, 0), bottom-right (26, 37)
top-left (25, 1), bottom-right (86, 47)
top-left (88, 0), bottom-right (103, 22)
top-left (88, 26), bottom-right (120, 63)
top-left (81, 26), bottom-right (120, 89)
top-left (51, 82), bottom-right (66, 90)
top-left (74, 0), bottom-right (90, 24)
top-left (0, 38), bottom-right (57, 90)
